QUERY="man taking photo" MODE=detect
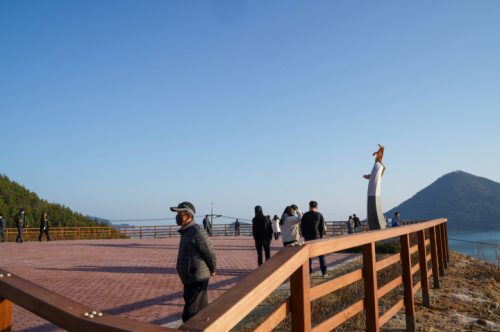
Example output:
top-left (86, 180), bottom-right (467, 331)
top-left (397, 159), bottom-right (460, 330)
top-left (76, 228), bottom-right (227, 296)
top-left (171, 202), bottom-right (217, 323)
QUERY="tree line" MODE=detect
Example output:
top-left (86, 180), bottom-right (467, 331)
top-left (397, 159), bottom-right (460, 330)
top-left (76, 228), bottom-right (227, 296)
top-left (0, 174), bottom-right (109, 228)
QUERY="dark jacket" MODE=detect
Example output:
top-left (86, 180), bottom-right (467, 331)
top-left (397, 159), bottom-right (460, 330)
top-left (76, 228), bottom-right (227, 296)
top-left (202, 218), bottom-right (210, 230)
top-left (14, 213), bottom-right (28, 228)
top-left (0, 218), bottom-right (6, 229)
top-left (300, 211), bottom-right (325, 240)
top-left (353, 217), bottom-right (361, 228)
top-left (252, 216), bottom-right (273, 244)
top-left (177, 221), bottom-right (217, 285)
top-left (40, 217), bottom-right (50, 231)
top-left (234, 221), bottom-right (240, 229)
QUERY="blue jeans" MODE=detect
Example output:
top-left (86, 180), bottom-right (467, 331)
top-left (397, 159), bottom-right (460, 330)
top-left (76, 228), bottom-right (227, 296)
top-left (305, 237), bottom-right (327, 275)
top-left (354, 227), bottom-right (358, 233)
top-left (0, 229), bottom-right (4, 242)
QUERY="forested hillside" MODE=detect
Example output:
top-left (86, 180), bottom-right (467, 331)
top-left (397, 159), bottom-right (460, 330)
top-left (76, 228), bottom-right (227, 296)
top-left (385, 171), bottom-right (500, 231)
top-left (0, 174), bottom-right (108, 228)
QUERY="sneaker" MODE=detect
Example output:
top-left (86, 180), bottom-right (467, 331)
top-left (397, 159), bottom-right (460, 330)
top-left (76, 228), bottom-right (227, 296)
top-left (321, 273), bottom-right (330, 278)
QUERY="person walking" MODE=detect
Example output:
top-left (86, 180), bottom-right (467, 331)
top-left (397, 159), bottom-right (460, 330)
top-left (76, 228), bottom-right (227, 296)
top-left (0, 213), bottom-right (6, 242)
top-left (38, 212), bottom-right (51, 241)
top-left (301, 201), bottom-right (328, 277)
top-left (272, 215), bottom-right (281, 240)
top-left (171, 202), bottom-right (217, 323)
top-left (347, 215), bottom-right (355, 234)
top-left (280, 206), bottom-right (303, 246)
top-left (14, 208), bottom-right (29, 243)
top-left (234, 219), bottom-right (240, 236)
top-left (392, 212), bottom-right (400, 227)
top-left (252, 206), bottom-right (273, 266)
top-left (202, 214), bottom-right (211, 236)
top-left (353, 214), bottom-right (361, 233)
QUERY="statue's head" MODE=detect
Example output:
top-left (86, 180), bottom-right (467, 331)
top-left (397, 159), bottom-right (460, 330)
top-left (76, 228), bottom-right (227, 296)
top-left (373, 144), bottom-right (385, 162)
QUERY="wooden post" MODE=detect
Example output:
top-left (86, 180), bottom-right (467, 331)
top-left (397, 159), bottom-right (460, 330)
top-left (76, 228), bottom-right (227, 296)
top-left (417, 230), bottom-right (431, 308)
top-left (0, 297), bottom-right (13, 332)
top-left (140, 227), bottom-right (142, 239)
top-left (400, 233), bottom-right (416, 332)
top-left (363, 242), bottom-right (379, 332)
top-left (443, 223), bottom-right (450, 263)
top-left (435, 225), bottom-right (445, 277)
top-left (154, 226), bottom-right (157, 239)
top-left (429, 227), bottom-right (440, 289)
top-left (439, 224), bottom-right (448, 270)
top-left (290, 261), bottom-right (311, 332)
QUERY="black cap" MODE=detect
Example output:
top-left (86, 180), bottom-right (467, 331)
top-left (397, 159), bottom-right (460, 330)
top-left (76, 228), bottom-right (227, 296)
top-left (20, 208), bottom-right (25, 211)
top-left (170, 202), bottom-right (196, 217)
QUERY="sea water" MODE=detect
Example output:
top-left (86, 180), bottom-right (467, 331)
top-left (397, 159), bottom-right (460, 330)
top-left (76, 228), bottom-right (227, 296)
top-left (448, 230), bottom-right (500, 264)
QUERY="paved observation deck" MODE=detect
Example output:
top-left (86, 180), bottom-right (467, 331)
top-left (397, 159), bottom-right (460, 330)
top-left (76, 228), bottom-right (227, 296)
top-left (1, 236), bottom-right (356, 331)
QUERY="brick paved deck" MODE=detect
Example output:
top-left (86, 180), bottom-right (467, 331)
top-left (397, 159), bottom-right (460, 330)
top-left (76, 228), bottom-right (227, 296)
top-left (1, 236), bottom-right (356, 331)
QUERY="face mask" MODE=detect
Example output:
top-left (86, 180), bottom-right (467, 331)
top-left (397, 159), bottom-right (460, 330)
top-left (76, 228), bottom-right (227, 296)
top-left (21, 212), bottom-right (24, 215)
top-left (176, 215), bottom-right (185, 226)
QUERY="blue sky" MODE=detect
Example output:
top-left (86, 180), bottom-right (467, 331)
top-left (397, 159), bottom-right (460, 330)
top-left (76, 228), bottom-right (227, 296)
top-left (1, 1), bottom-right (499, 225)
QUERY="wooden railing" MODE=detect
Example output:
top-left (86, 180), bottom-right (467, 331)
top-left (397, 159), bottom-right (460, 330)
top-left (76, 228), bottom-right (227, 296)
top-left (0, 266), bottom-right (177, 332)
top-left (0, 219), bottom-right (448, 331)
top-left (179, 218), bottom-right (449, 332)
top-left (1, 220), bottom-right (372, 241)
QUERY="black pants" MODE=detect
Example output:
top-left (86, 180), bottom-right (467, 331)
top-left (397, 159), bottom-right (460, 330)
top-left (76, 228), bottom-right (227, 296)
top-left (273, 232), bottom-right (281, 240)
top-left (255, 242), bottom-right (271, 266)
top-left (39, 228), bottom-right (51, 241)
top-left (235, 228), bottom-right (240, 235)
top-left (182, 279), bottom-right (209, 323)
top-left (16, 227), bottom-right (24, 243)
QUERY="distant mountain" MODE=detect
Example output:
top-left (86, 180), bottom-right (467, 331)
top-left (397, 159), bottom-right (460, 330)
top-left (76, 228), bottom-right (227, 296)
top-left (0, 174), bottom-right (108, 228)
top-left (385, 171), bottom-right (500, 231)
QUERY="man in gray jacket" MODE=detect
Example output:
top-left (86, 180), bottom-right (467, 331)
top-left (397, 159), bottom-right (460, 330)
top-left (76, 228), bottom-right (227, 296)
top-left (14, 208), bottom-right (29, 243)
top-left (171, 202), bottom-right (217, 323)
top-left (0, 213), bottom-right (6, 242)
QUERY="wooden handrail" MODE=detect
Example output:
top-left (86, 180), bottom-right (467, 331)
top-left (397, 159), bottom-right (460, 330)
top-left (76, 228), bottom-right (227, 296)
top-left (1, 221), bottom-right (369, 242)
top-left (181, 218), bottom-right (448, 332)
top-left (0, 219), bottom-right (449, 332)
top-left (0, 268), bottom-right (175, 332)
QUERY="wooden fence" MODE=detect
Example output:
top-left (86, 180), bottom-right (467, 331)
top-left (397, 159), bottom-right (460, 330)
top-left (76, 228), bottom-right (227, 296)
top-left (0, 219), bottom-right (449, 332)
top-left (1, 220), bottom-right (375, 241)
top-left (179, 218), bottom-right (449, 332)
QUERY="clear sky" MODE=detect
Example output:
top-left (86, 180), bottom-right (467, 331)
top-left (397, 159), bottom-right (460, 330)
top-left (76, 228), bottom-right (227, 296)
top-left (1, 1), bottom-right (499, 225)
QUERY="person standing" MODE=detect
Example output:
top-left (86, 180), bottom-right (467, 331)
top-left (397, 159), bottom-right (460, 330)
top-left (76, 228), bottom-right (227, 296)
top-left (281, 206), bottom-right (303, 246)
top-left (272, 215), bottom-right (281, 240)
top-left (353, 214), bottom-right (361, 233)
top-left (301, 201), bottom-right (328, 277)
top-left (202, 214), bottom-right (211, 236)
top-left (346, 216), bottom-right (355, 234)
top-left (0, 213), bottom-right (6, 242)
top-left (252, 206), bottom-right (273, 266)
top-left (392, 212), bottom-right (400, 227)
top-left (39, 212), bottom-right (51, 241)
top-left (234, 219), bottom-right (240, 236)
top-left (171, 202), bottom-right (217, 323)
top-left (14, 208), bottom-right (29, 243)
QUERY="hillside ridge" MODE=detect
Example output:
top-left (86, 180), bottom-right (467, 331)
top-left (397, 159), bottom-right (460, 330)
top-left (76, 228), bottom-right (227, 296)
top-left (385, 171), bottom-right (500, 231)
